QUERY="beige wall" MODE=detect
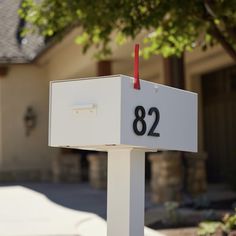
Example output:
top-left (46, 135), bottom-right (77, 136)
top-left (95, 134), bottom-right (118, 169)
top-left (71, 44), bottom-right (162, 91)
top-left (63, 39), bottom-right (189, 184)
top-left (1, 27), bottom-right (232, 173)
top-left (112, 55), bottom-right (164, 84)
top-left (0, 64), bottom-right (52, 171)
top-left (39, 28), bottom-right (164, 83)
top-left (0, 29), bottom-right (164, 174)
top-left (40, 29), bottom-right (97, 81)
top-left (0, 77), bottom-right (2, 164)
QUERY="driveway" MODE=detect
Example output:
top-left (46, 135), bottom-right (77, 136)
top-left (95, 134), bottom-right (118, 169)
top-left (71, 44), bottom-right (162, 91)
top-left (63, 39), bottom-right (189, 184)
top-left (0, 183), bottom-right (162, 236)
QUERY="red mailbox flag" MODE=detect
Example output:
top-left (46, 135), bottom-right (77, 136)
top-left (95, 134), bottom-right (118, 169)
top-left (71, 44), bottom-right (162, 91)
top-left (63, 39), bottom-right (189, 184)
top-left (134, 44), bottom-right (140, 90)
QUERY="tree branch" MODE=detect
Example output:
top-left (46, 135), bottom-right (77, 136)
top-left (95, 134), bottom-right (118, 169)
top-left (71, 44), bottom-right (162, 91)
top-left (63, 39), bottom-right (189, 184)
top-left (203, 0), bottom-right (236, 62)
top-left (210, 23), bottom-right (236, 61)
top-left (222, 17), bottom-right (236, 42)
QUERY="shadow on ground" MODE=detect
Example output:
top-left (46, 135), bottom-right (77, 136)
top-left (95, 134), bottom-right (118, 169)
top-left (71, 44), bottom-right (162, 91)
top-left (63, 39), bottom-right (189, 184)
top-left (0, 182), bottom-right (108, 218)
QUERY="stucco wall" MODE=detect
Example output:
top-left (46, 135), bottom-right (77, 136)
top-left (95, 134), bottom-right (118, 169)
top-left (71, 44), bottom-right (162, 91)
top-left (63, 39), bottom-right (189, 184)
top-left (1, 27), bottom-right (231, 175)
top-left (39, 29), bottom-right (163, 83)
top-left (0, 78), bottom-right (2, 164)
top-left (0, 64), bottom-right (52, 171)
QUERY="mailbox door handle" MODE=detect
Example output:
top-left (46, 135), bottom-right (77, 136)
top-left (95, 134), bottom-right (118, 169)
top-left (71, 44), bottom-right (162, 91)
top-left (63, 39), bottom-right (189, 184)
top-left (72, 104), bottom-right (96, 114)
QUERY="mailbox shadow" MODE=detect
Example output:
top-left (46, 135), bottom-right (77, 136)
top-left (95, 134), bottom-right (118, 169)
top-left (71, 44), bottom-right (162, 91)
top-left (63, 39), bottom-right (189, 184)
top-left (0, 181), bottom-right (154, 221)
top-left (0, 182), bottom-right (108, 219)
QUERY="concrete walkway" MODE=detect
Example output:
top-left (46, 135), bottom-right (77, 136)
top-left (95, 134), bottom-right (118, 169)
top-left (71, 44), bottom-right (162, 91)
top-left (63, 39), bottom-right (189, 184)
top-left (0, 183), bottom-right (162, 236)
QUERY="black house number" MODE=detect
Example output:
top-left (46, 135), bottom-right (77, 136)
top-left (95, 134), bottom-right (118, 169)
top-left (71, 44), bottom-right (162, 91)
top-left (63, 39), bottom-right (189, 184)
top-left (133, 106), bottom-right (160, 137)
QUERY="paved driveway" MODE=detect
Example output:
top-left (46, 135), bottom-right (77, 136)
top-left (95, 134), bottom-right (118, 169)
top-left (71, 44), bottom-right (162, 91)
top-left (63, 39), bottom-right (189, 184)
top-left (0, 183), bottom-right (162, 236)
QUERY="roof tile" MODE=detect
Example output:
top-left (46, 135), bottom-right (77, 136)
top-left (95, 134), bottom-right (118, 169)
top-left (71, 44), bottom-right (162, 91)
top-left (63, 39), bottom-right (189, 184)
top-left (0, 0), bottom-right (45, 64)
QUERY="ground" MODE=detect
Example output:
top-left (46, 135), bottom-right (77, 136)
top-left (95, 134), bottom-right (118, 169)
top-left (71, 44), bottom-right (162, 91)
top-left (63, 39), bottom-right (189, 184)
top-left (0, 182), bottom-right (235, 236)
top-left (0, 183), bottom-right (159, 236)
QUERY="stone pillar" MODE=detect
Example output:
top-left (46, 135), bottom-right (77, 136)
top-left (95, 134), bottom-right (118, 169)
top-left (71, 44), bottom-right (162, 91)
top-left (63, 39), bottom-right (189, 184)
top-left (87, 152), bottom-right (107, 189)
top-left (185, 152), bottom-right (207, 196)
top-left (52, 149), bottom-right (81, 182)
top-left (149, 151), bottom-right (183, 203)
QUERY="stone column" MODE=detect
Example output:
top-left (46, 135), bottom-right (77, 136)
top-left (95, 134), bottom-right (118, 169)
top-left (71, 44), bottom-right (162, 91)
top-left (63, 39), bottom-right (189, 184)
top-left (52, 149), bottom-right (81, 182)
top-left (149, 151), bottom-right (183, 203)
top-left (87, 152), bottom-right (107, 189)
top-left (185, 152), bottom-right (207, 196)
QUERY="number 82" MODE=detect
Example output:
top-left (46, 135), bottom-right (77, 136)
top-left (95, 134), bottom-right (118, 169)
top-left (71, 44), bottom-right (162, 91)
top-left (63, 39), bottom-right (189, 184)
top-left (133, 106), bottom-right (160, 137)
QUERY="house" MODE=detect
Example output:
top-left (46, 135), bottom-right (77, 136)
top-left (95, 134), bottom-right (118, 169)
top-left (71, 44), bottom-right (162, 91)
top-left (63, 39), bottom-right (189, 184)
top-left (0, 1), bottom-right (235, 202)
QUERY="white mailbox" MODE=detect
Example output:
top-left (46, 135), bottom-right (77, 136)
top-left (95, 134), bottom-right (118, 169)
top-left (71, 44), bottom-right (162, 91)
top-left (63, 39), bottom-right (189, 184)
top-left (49, 74), bottom-right (197, 152)
top-left (49, 73), bottom-right (198, 236)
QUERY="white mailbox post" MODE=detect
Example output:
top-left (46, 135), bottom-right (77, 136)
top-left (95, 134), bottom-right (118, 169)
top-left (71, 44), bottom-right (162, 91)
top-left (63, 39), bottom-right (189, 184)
top-left (49, 74), bottom-right (197, 236)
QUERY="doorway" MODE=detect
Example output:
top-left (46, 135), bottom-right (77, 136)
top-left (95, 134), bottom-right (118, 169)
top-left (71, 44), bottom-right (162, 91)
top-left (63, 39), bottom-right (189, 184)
top-left (202, 65), bottom-right (236, 184)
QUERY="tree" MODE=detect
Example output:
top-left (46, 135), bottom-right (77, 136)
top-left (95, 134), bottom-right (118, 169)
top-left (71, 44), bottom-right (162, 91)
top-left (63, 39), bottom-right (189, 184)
top-left (19, 0), bottom-right (236, 61)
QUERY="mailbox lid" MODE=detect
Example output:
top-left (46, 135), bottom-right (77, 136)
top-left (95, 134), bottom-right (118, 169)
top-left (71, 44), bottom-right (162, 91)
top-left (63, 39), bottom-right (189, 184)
top-left (120, 76), bottom-right (198, 152)
top-left (49, 76), bottom-right (122, 147)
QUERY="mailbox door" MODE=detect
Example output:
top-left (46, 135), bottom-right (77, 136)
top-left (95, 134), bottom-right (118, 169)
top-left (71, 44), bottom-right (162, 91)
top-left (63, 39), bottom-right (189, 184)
top-left (49, 77), bottom-right (122, 148)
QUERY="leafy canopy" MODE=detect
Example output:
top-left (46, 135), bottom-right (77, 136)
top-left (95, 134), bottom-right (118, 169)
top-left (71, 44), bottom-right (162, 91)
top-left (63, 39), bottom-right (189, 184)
top-left (19, 0), bottom-right (236, 60)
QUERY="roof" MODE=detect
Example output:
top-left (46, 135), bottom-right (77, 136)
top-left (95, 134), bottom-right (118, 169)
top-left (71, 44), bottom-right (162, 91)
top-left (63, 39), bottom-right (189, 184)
top-left (0, 0), bottom-right (45, 64)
